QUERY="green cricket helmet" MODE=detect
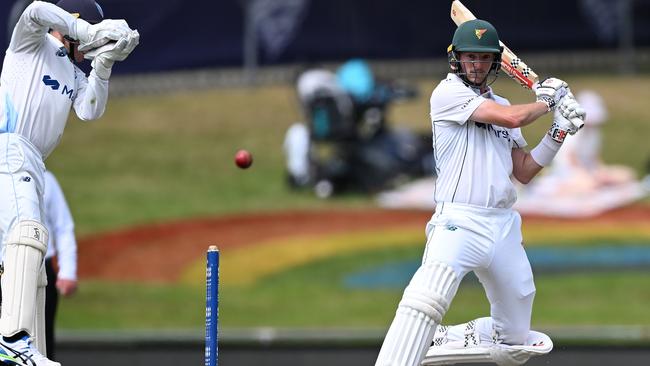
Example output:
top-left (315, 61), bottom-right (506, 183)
top-left (448, 19), bottom-right (503, 80)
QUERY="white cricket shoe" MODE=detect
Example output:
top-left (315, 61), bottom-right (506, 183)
top-left (424, 320), bottom-right (553, 366)
top-left (0, 335), bottom-right (60, 366)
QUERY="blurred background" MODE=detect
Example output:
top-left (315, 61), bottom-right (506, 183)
top-left (2, 0), bottom-right (650, 365)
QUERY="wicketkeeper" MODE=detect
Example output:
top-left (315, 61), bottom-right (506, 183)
top-left (0, 1), bottom-right (138, 364)
top-left (375, 19), bottom-right (584, 366)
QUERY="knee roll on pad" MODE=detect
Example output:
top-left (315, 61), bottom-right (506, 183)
top-left (398, 262), bottom-right (458, 323)
top-left (4, 219), bottom-right (49, 253)
top-left (0, 220), bottom-right (48, 337)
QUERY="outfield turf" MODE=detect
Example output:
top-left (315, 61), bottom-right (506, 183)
top-left (57, 269), bottom-right (650, 329)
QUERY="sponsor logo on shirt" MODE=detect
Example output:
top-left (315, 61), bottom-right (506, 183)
top-left (42, 75), bottom-right (74, 100)
top-left (475, 121), bottom-right (511, 142)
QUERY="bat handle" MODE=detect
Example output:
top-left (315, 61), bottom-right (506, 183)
top-left (570, 117), bottom-right (585, 130)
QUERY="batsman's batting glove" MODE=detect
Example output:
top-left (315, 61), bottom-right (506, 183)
top-left (533, 77), bottom-right (569, 112)
top-left (547, 104), bottom-right (583, 144)
top-left (558, 93), bottom-right (586, 130)
top-left (74, 18), bottom-right (132, 52)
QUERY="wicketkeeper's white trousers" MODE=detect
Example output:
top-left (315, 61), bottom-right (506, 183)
top-left (0, 133), bottom-right (46, 254)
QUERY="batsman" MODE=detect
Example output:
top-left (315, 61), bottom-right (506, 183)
top-left (0, 1), bottom-right (138, 364)
top-left (375, 19), bottom-right (585, 366)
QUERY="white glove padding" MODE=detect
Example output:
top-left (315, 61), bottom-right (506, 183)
top-left (90, 53), bottom-right (114, 80)
top-left (78, 19), bottom-right (133, 52)
top-left (558, 94), bottom-right (586, 130)
top-left (533, 77), bottom-right (569, 111)
top-left (87, 30), bottom-right (140, 81)
top-left (547, 107), bottom-right (581, 143)
top-left (84, 30), bottom-right (140, 62)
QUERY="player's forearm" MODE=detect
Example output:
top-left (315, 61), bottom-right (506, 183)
top-left (54, 232), bottom-right (78, 280)
top-left (57, 254), bottom-right (77, 280)
top-left (503, 102), bottom-right (549, 127)
top-left (472, 100), bottom-right (548, 128)
top-left (512, 151), bottom-right (544, 184)
top-left (75, 75), bottom-right (109, 121)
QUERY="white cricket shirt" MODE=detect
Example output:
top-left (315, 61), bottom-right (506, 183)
top-left (0, 1), bottom-right (108, 159)
top-left (44, 171), bottom-right (77, 281)
top-left (430, 73), bottom-right (527, 209)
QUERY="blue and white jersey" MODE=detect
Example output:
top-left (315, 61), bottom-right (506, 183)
top-left (0, 1), bottom-right (108, 159)
top-left (430, 73), bottom-right (528, 209)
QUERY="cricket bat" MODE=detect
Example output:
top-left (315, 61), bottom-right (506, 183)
top-left (450, 0), bottom-right (539, 89)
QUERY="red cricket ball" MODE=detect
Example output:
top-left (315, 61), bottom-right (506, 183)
top-left (234, 149), bottom-right (253, 169)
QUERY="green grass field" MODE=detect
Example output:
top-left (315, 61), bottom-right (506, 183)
top-left (45, 73), bottom-right (650, 330)
top-left (58, 255), bottom-right (650, 329)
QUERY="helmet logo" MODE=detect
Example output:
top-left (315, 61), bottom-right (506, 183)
top-left (475, 29), bottom-right (487, 39)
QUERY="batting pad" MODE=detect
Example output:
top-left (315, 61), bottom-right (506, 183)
top-left (376, 262), bottom-right (459, 366)
top-left (34, 267), bottom-right (48, 354)
top-left (0, 220), bottom-right (48, 337)
top-left (422, 330), bottom-right (553, 366)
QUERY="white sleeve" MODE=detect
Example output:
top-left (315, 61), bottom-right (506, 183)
top-left (430, 79), bottom-right (486, 125)
top-left (73, 65), bottom-right (108, 121)
top-left (492, 94), bottom-right (528, 149)
top-left (510, 127), bottom-right (528, 149)
top-left (45, 172), bottom-right (78, 281)
top-left (9, 1), bottom-right (84, 54)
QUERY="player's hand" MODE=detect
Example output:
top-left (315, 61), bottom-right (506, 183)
top-left (558, 93), bottom-right (586, 129)
top-left (78, 19), bottom-right (132, 52)
top-left (56, 278), bottom-right (78, 297)
top-left (90, 51), bottom-right (115, 80)
top-left (84, 30), bottom-right (139, 62)
top-left (110, 30), bottom-right (139, 61)
top-left (547, 105), bottom-right (582, 143)
top-left (87, 30), bottom-right (139, 80)
top-left (533, 77), bottom-right (569, 111)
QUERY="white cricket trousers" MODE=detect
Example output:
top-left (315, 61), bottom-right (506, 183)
top-left (424, 202), bottom-right (536, 345)
top-left (0, 133), bottom-right (46, 259)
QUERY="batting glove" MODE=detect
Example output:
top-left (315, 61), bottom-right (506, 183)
top-left (547, 103), bottom-right (584, 143)
top-left (558, 93), bottom-right (586, 129)
top-left (533, 77), bottom-right (569, 112)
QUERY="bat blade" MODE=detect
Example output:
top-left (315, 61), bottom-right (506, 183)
top-left (450, 0), bottom-right (539, 89)
top-left (450, 0), bottom-right (476, 26)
